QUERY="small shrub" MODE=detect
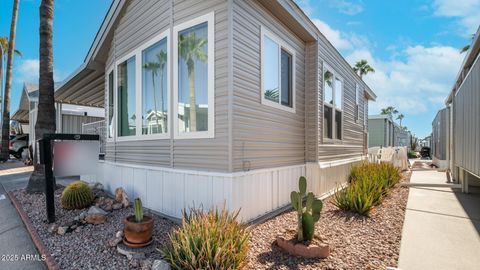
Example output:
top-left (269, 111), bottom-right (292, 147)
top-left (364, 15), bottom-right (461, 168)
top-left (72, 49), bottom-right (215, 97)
top-left (60, 181), bottom-right (94, 210)
top-left (333, 163), bottom-right (400, 215)
top-left (407, 150), bottom-right (417, 158)
top-left (162, 207), bottom-right (250, 270)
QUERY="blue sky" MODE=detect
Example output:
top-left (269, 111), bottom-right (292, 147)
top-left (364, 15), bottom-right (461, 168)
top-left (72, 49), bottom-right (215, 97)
top-left (0, 0), bottom-right (111, 116)
top-left (297, 0), bottom-right (479, 138)
top-left (1, 0), bottom-right (478, 138)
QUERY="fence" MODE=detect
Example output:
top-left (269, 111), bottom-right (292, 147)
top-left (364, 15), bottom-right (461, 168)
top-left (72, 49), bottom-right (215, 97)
top-left (81, 120), bottom-right (105, 155)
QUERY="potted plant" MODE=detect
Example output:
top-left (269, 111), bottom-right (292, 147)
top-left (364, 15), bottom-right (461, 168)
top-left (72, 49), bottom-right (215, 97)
top-left (123, 198), bottom-right (154, 248)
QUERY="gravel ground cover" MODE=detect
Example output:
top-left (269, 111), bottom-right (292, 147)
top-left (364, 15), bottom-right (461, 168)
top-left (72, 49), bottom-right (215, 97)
top-left (247, 171), bottom-right (412, 270)
top-left (12, 188), bottom-right (175, 269)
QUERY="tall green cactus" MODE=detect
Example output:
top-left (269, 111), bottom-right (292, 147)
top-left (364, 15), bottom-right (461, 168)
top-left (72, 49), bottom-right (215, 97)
top-left (290, 176), bottom-right (323, 241)
top-left (134, 198), bottom-right (144, 223)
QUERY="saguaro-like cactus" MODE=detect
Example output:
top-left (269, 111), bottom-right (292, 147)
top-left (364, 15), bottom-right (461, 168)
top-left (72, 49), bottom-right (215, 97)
top-left (134, 198), bottom-right (144, 223)
top-left (290, 176), bottom-right (323, 241)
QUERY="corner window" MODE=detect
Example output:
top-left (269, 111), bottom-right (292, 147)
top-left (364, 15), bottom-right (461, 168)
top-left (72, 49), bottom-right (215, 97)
top-left (261, 27), bottom-right (295, 113)
top-left (174, 13), bottom-right (214, 138)
top-left (142, 37), bottom-right (168, 135)
top-left (117, 56), bottom-right (136, 137)
top-left (107, 70), bottom-right (114, 138)
top-left (323, 65), bottom-right (343, 141)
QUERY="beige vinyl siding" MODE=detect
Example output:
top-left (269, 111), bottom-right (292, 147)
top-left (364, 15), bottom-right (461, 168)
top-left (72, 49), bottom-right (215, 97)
top-left (317, 36), bottom-right (367, 161)
top-left (231, 0), bottom-right (306, 172)
top-left (305, 41), bottom-right (319, 162)
top-left (104, 0), bottom-right (229, 171)
top-left (453, 51), bottom-right (480, 177)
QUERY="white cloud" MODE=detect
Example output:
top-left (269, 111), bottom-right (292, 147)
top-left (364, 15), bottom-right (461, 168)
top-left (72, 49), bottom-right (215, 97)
top-left (15, 58), bottom-right (66, 84)
top-left (345, 45), bottom-right (463, 115)
top-left (328, 0), bottom-right (364, 15)
top-left (312, 19), bottom-right (352, 49)
top-left (432, 0), bottom-right (480, 34)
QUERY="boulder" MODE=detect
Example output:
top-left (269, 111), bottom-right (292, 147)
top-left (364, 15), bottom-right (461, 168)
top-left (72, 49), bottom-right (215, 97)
top-left (115, 187), bottom-right (129, 208)
top-left (152, 260), bottom-right (171, 270)
top-left (48, 224), bottom-right (58, 234)
top-left (85, 214), bottom-right (107, 225)
top-left (87, 206), bottom-right (108, 216)
top-left (57, 226), bottom-right (68, 235)
top-left (112, 203), bottom-right (123, 210)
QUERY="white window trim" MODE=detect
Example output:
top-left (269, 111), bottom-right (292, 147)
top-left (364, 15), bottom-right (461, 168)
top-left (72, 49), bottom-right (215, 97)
top-left (260, 26), bottom-right (296, 114)
top-left (322, 63), bottom-right (344, 143)
top-left (355, 83), bottom-right (361, 124)
top-left (173, 12), bottom-right (215, 139)
top-left (113, 30), bottom-right (171, 142)
top-left (106, 65), bottom-right (115, 142)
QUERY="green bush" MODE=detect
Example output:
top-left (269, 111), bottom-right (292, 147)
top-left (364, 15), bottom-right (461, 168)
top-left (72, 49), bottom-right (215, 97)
top-left (162, 207), bottom-right (250, 270)
top-left (333, 163), bottom-right (401, 215)
top-left (60, 181), bottom-right (94, 210)
top-left (407, 150), bottom-right (417, 158)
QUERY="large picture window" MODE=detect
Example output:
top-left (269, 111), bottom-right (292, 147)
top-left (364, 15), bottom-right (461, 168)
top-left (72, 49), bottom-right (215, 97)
top-left (323, 65), bottom-right (343, 141)
top-left (117, 57), bottom-right (136, 137)
top-left (261, 27), bottom-right (295, 113)
top-left (174, 12), bottom-right (214, 138)
top-left (142, 38), bottom-right (168, 135)
top-left (107, 70), bottom-right (114, 139)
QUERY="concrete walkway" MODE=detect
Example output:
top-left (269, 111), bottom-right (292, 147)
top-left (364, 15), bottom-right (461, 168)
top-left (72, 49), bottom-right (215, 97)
top-left (398, 170), bottom-right (480, 270)
top-left (0, 171), bottom-right (46, 270)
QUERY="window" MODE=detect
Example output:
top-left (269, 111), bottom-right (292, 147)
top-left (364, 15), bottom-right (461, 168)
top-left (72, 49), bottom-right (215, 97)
top-left (142, 37), bottom-right (168, 135)
top-left (261, 27), bottom-right (295, 112)
top-left (174, 13), bottom-right (214, 138)
top-left (107, 70), bottom-right (114, 139)
top-left (117, 56), bottom-right (136, 137)
top-left (323, 65), bottom-right (343, 141)
top-left (364, 100), bottom-right (368, 127)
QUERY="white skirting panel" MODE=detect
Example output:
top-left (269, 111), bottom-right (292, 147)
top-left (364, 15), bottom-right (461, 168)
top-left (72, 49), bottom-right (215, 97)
top-left (82, 159), bottom-right (359, 222)
top-left (432, 156), bottom-right (449, 170)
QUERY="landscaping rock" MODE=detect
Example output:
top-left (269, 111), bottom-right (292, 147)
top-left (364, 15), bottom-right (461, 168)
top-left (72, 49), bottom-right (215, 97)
top-left (112, 203), bottom-right (123, 210)
top-left (108, 236), bottom-right (123, 247)
top-left (152, 259), bottom-right (171, 270)
top-left (87, 206), bottom-right (108, 216)
top-left (48, 224), bottom-right (58, 234)
top-left (117, 242), bottom-right (153, 260)
top-left (88, 182), bottom-right (104, 190)
top-left (57, 226), bottom-right (68, 235)
top-left (276, 236), bottom-right (330, 259)
top-left (140, 259), bottom-right (153, 270)
top-left (85, 214), bottom-right (106, 225)
top-left (116, 230), bottom-right (123, 239)
top-left (115, 187), bottom-right (129, 208)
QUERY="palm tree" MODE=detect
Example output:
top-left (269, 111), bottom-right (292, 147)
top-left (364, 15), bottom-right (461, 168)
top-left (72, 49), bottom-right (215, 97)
top-left (396, 113), bottom-right (405, 127)
top-left (27, 0), bottom-right (56, 193)
top-left (143, 50), bottom-right (167, 133)
top-left (0, 0), bottom-right (20, 162)
top-left (380, 106), bottom-right (398, 118)
top-left (460, 34), bottom-right (475, 54)
top-left (353, 59), bottom-right (375, 78)
top-left (178, 31), bottom-right (207, 132)
top-left (0, 37), bottom-right (21, 133)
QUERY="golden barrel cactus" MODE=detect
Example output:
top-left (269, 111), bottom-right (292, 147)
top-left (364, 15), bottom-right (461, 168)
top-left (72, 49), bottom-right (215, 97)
top-left (60, 181), bottom-right (94, 210)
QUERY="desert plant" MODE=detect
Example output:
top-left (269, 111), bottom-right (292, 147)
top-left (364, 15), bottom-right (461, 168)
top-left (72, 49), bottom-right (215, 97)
top-left (162, 207), bottom-right (249, 270)
top-left (60, 181), bottom-right (94, 210)
top-left (134, 198), bottom-right (144, 222)
top-left (333, 163), bottom-right (400, 215)
top-left (408, 150), bottom-right (417, 159)
top-left (290, 176), bottom-right (323, 241)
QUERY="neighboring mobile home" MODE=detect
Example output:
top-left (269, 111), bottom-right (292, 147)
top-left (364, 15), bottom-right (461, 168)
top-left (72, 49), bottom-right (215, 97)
top-left (368, 114), bottom-right (395, 148)
top-left (12, 83), bottom-right (104, 147)
top-left (445, 26), bottom-right (480, 192)
top-left (431, 107), bottom-right (449, 169)
top-left (60, 0), bottom-right (376, 221)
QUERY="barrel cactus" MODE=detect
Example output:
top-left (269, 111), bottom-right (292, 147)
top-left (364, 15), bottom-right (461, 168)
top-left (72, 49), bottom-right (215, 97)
top-left (60, 181), bottom-right (94, 210)
top-left (290, 176), bottom-right (323, 241)
top-left (134, 198), bottom-right (144, 222)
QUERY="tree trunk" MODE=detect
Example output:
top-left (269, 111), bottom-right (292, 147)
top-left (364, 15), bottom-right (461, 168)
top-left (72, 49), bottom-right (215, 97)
top-left (0, 0), bottom-right (19, 162)
top-left (27, 0), bottom-right (56, 193)
top-left (187, 60), bottom-right (197, 132)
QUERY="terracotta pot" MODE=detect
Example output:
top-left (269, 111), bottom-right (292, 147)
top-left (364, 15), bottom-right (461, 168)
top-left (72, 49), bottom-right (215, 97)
top-left (123, 215), bottom-right (154, 247)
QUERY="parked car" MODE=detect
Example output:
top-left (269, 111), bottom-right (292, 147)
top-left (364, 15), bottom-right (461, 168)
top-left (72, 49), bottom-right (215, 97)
top-left (9, 134), bottom-right (29, 160)
top-left (420, 146), bottom-right (431, 159)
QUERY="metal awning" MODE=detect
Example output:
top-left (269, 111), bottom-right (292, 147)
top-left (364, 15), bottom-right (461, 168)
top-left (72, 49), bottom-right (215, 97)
top-left (54, 63), bottom-right (105, 108)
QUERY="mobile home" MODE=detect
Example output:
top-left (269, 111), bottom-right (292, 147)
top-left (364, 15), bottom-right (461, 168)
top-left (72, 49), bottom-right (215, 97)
top-left (445, 26), bottom-right (480, 192)
top-left (59, 0), bottom-right (376, 221)
top-left (431, 107), bottom-right (450, 169)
